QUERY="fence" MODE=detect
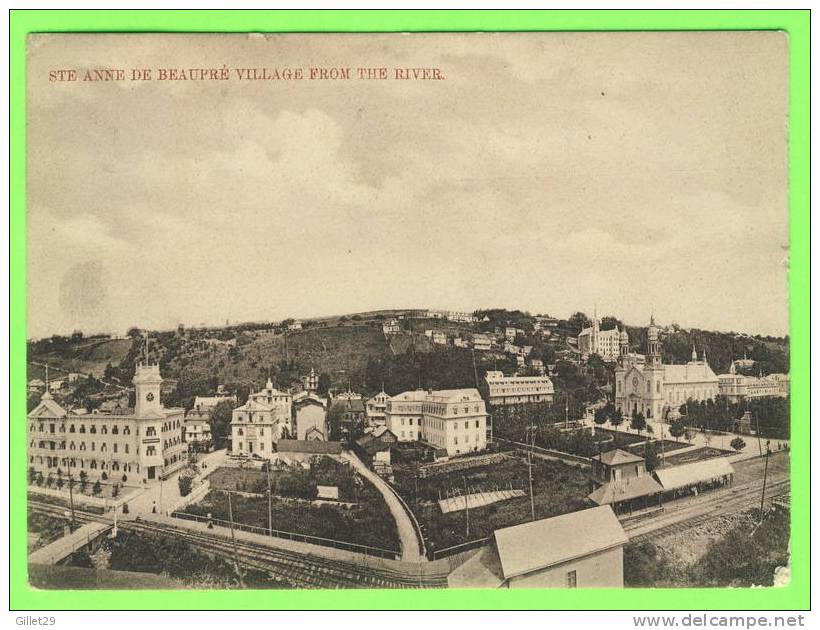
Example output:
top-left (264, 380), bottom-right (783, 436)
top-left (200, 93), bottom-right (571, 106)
top-left (164, 479), bottom-right (210, 515)
top-left (495, 437), bottom-right (593, 467)
top-left (430, 536), bottom-right (491, 560)
top-left (169, 510), bottom-right (401, 560)
top-left (417, 452), bottom-right (508, 478)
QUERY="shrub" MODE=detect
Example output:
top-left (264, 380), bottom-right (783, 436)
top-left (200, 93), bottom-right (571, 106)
top-left (730, 437), bottom-right (746, 452)
top-left (101, 471), bottom-right (108, 481)
top-left (178, 475), bottom-right (193, 497)
top-left (92, 480), bottom-right (102, 496)
top-left (122, 474), bottom-right (128, 483)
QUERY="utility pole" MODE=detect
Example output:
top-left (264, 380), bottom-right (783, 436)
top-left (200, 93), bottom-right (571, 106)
top-left (67, 470), bottom-right (76, 530)
top-left (526, 425), bottom-right (537, 521)
top-left (759, 441), bottom-right (771, 524)
top-left (227, 491), bottom-right (246, 587)
top-left (265, 463), bottom-right (273, 537)
top-left (462, 474), bottom-right (470, 539)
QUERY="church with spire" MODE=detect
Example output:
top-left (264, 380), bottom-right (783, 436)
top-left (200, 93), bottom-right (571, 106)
top-left (614, 315), bottom-right (719, 419)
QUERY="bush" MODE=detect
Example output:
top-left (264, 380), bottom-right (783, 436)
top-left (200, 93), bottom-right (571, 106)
top-left (122, 474), bottom-right (128, 483)
top-left (92, 481), bottom-right (102, 496)
top-left (101, 471), bottom-right (108, 481)
top-left (730, 437), bottom-right (746, 452)
top-left (178, 475), bottom-right (193, 497)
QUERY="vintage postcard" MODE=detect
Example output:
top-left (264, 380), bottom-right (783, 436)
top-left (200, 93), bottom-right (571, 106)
top-left (25, 31), bottom-right (791, 592)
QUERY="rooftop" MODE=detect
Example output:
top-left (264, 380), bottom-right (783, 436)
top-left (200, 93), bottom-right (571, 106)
top-left (594, 448), bottom-right (645, 466)
top-left (655, 458), bottom-right (735, 491)
top-left (493, 506), bottom-right (628, 580)
top-left (587, 475), bottom-right (664, 505)
top-left (276, 439), bottom-right (342, 455)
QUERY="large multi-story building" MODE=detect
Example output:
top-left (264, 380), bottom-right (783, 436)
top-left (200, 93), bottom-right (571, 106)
top-left (483, 371), bottom-right (554, 406)
top-left (229, 378), bottom-right (292, 457)
top-left (718, 363), bottom-right (790, 402)
top-left (614, 317), bottom-right (719, 419)
top-left (421, 389), bottom-right (489, 456)
top-left (27, 364), bottom-right (186, 483)
top-left (385, 388), bottom-right (490, 456)
top-left (578, 317), bottom-right (621, 362)
top-left (384, 390), bottom-right (427, 442)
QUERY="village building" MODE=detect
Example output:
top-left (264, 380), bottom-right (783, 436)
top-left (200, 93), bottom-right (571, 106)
top-left (425, 329), bottom-right (448, 345)
top-left (192, 393), bottom-right (237, 413)
top-left (229, 378), bottom-right (292, 457)
top-left (578, 316), bottom-right (621, 362)
top-left (27, 364), bottom-right (186, 483)
top-left (384, 390), bottom-right (427, 442)
top-left (472, 334), bottom-right (492, 351)
top-left (483, 371), bottom-right (554, 406)
top-left (614, 317), bottom-right (719, 419)
top-left (719, 363), bottom-right (790, 402)
top-left (287, 320), bottom-right (303, 331)
top-left (183, 409), bottom-right (212, 449)
top-left (421, 388), bottom-right (490, 456)
top-left (446, 311), bottom-right (477, 323)
top-left (448, 506), bottom-right (628, 588)
top-left (587, 449), bottom-right (664, 514)
top-left (28, 378), bottom-right (45, 393)
top-left (382, 319), bottom-right (401, 335)
top-left (293, 393), bottom-right (328, 441)
top-left (365, 389), bottom-right (390, 425)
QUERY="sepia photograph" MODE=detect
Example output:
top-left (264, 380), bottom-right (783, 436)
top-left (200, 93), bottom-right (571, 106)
top-left (24, 30), bottom-right (792, 592)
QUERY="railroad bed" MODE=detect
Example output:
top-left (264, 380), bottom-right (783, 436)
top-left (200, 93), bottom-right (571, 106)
top-left (27, 500), bottom-right (447, 589)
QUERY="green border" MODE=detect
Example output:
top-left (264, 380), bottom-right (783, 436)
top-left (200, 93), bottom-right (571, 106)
top-left (9, 9), bottom-right (810, 611)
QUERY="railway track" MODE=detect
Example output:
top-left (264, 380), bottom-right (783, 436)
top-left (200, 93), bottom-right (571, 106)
top-left (28, 500), bottom-right (447, 589)
top-left (625, 477), bottom-right (789, 543)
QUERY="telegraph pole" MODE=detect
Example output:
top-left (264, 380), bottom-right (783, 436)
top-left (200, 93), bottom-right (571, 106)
top-left (759, 441), bottom-right (771, 524)
top-left (265, 462), bottom-right (273, 537)
top-left (227, 491), bottom-right (245, 587)
top-left (526, 425), bottom-right (537, 521)
top-left (67, 470), bottom-right (76, 530)
top-left (462, 474), bottom-right (470, 539)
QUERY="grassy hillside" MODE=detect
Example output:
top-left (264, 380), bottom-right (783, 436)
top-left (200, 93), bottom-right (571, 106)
top-left (27, 337), bottom-right (134, 379)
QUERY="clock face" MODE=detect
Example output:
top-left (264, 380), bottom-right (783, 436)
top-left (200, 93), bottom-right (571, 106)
top-left (146, 392), bottom-right (155, 402)
top-left (632, 377), bottom-right (639, 389)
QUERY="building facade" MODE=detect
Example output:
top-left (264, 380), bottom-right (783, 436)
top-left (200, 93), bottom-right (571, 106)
top-left (365, 390), bottom-right (390, 425)
top-left (384, 390), bottom-right (427, 442)
top-left (483, 371), bottom-right (554, 406)
top-left (578, 317), bottom-right (621, 362)
top-left (421, 389), bottom-right (489, 456)
top-left (614, 317), bottom-right (719, 419)
top-left (27, 364), bottom-right (186, 483)
top-left (230, 378), bottom-right (292, 456)
top-left (293, 394), bottom-right (328, 441)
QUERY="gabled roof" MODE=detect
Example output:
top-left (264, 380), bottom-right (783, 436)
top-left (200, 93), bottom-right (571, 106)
top-left (587, 475), bottom-right (663, 505)
top-left (663, 362), bottom-right (718, 385)
top-left (654, 458), bottom-right (735, 491)
top-left (28, 396), bottom-right (67, 419)
top-left (493, 506), bottom-right (628, 580)
top-left (595, 448), bottom-right (644, 466)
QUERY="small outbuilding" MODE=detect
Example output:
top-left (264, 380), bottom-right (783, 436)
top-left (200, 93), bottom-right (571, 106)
top-left (448, 506), bottom-right (628, 589)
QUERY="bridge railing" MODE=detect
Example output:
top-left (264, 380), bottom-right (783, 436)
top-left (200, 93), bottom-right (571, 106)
top-left (169, 510), bottom-right (401, 560)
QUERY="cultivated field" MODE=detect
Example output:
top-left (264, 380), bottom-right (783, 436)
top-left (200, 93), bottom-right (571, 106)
top-left (392, 454), bottom-right (590, 552)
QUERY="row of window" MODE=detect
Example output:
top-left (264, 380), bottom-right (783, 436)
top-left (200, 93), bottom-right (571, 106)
top-left (29, 423), bottom-right (132, 435)
top-left (30, 455), bottom-right (137, 472)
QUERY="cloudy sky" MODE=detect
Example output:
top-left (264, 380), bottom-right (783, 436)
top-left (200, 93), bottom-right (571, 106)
top-left (27, 32), bottom-right (789, 338)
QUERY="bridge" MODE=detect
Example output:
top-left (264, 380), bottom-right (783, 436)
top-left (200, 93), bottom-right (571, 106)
top-left (28, 521), bottom-right (112, 565)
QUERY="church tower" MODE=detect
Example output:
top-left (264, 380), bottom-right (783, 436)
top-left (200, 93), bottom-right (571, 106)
top-left (614, 326), bottom-right (630, 413)
top-left (644, 315), bottom-right (664, 419)
top-left (134, 363), bottom-right (163, 417)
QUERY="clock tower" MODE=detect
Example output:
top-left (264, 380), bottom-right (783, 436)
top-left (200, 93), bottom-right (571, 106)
top-left (134, 363), bottom-right (163, 416)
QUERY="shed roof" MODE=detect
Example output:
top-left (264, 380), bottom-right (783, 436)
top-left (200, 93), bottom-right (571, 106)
top-left (493, 506), bottom-right (628, 580)
top-left (595, 448), bottom-right (644, 466)
top-left (587, 475), bottom-right (664, 505)
top-left (276, 439), bottom-right (342, 455)
top-left (654, 458), bottom-right (735, 491)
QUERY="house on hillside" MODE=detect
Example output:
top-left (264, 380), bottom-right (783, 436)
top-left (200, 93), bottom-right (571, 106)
top-left (448, 506), bottom-right (628, 588)
top-left (293, 393), bottom-right (328, 441)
